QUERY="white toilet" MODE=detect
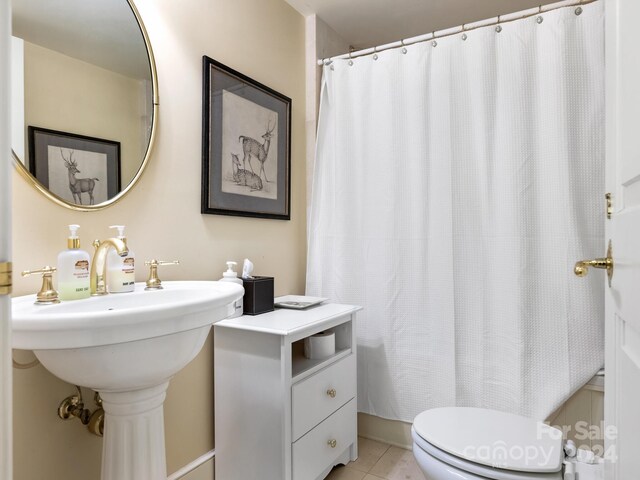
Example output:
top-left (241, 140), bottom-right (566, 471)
top-left (412, 407), bottom-right (564, 480)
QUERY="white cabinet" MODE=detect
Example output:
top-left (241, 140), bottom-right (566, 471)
top-left (214, 303), bottom-right (361, 480)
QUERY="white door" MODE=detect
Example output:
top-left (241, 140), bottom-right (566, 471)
top-left (603, 0), bottom-right (640, 477)
top-left (0, 0), bottom-right (12, 479)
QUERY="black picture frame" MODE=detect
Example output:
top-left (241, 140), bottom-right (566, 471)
top-left (201, 56), bottom-right (291, 220)
top-left (28, 126), bottom-right (121, 206)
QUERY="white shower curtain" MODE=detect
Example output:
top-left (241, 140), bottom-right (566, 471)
top-left (307, 2), bottom-right (604, 422)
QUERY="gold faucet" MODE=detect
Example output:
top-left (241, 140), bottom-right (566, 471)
top-left (90, 238), bottom-right (129, 296)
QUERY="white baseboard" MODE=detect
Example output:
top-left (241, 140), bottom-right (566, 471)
top-left (357, 412), bottom-right (413, 450)
top-left (167, 450), bottom-right (215, 480)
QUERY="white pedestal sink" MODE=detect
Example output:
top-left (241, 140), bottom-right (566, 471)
top-left (12, 281), bottom-right (244, 480)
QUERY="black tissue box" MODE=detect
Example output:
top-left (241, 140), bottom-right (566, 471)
top-left (242, 276), bottom-right (274, 315)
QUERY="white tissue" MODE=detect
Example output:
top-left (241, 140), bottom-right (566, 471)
top-left (242, 258), bottom-right (254, 279)
top-left (304, 331), bottom-right (336, 359)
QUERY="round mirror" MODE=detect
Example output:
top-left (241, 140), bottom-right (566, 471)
top-left (11, 0), bottom-right (158, 211)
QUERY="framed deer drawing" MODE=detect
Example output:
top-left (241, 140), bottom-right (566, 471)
top-left (202, 56), bottom-right (291, 220)
top-left (28, 127), bottom-right (121, 206)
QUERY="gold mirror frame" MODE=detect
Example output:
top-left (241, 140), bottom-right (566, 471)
top-left (11, 0), bottom-right (159, 212)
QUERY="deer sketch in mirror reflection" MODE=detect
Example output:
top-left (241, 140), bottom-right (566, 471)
top-left (61, 148), bottom-right (99, 205)
top-left (238, 117), bottom-right (275, 183)
top-left (231, 153), bottom-right (263, 192)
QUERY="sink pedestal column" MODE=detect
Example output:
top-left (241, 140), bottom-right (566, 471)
top-left (100, 382), bottom-right (169, 480)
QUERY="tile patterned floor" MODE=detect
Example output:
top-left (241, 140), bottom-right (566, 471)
top-left (327, 437), bottom-right (426, 480)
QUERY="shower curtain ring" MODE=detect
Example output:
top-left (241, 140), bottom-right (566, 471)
top-left (348, 51), bottom-right (354, 66)
top-left (432, 32), bottom-right (437, 47)
top-left (372, 46), bottom-right (379, 61)
top-left (496, 16), bottom-right (502, 32)
top-left (400, 39), bottom-right (408, 54)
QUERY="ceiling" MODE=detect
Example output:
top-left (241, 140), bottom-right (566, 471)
top-left (285, 0), bottom-right (561, 50)
top-left (12, 0), bottom-right (150, 80)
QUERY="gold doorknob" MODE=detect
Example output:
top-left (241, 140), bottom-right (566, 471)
top-left (327, 439), bottom-right (337, 448)
top-left (327, 389), bottom-right (337, 398)
top-left (574, 240), bottom-right (613, 287)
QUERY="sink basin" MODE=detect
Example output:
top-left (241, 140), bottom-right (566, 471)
top-left (12, 280), bottom-right (243, 480)
top-left (12, 280), bottom-right (241, 350)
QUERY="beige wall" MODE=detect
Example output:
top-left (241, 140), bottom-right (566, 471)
top-left (304, 16), bottom-right (349, 208)
top-left (548, 386), bottom-right (605, 455)
top-left (23, 42), bottom-right (144, 186)
top-left (180, 459), bottom-right (213, 480)
top-left (11, 0), bottom-right (306, 478)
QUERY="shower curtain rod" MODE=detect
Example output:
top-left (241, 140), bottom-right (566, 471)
top-left (317, 0), bottom-right (597, 65)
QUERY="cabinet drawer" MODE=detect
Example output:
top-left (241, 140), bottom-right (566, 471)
top-left (292, 398), bottom-right (356, 480)
top-left (292, 354), bottom-right (356, 441)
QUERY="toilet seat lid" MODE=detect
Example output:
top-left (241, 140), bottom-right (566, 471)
top-left (413, 407), bottom-right (563, 473)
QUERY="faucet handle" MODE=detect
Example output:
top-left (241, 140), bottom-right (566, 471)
top-left (21, 266), bottom-right (60, 305)
top-left (144, 260), bottom-right (180, 290)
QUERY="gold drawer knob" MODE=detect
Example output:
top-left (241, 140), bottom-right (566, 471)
top-left (327, 439), bottom-right (337, 448)
top-left (327, 388), bottom-right (337, 398)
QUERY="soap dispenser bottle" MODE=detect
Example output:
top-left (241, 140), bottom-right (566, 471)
top-left (107, 225), bottom-right (135, 293)
top-left (57, 224), bottom-right (91, 301)
top-left (220, 261), bottom-right (243, 318)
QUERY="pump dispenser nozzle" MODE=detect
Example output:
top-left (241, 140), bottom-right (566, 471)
top-left (67, 224), bottom-right (81, 249)
top-left (109, 225), bottom-right (127, 240)
top-left (224, 261), bottom-right (238, 278)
